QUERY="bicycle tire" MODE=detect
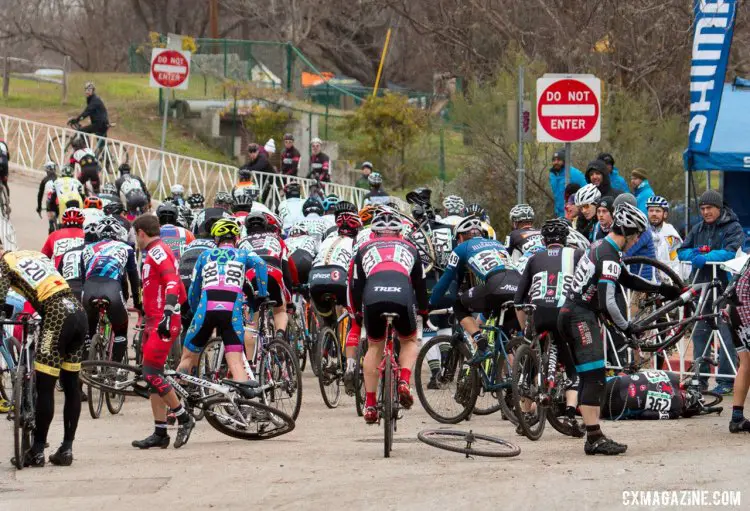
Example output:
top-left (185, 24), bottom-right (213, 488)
top-left (13, 362), bottom-right (31, 470)
top-left (87, 337), bottom-right (105, 419)
top-left (317, 327), bottom-right (342, 409)
top-left (80, 360), bottom-right (149, 398)
top-left (417, 429), bottom-right (521, 458)
top-left (287, 316), bottom-right (306, 372)
top-left (0, 183), bottom-right (10, 218)
top-left (0, 336), bottom-right (21, 401)
top-left (383, 356), bottom-right (394, 458)
top-left (307, 308), bottom-right (320, 377)
top-left (105, 349), bottom-right (128, 415)
top-left (474, 336), bottom-right (524, 416)
top-left (415, 335), bottom-right (476, 424)
top-left (354, 338), bottom-right (368, 417)
top-left (259, 339), bottom-right (302, 420)
top-left (701, 390), bottom-right (723, 408)
top-left (511, 343), bottom-right (546, 440)
top-left (203, 396), bottom-right (295, 440)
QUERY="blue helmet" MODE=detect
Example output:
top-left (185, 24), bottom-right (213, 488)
top-left (322, 194), bottom-right (340, 213)
top-left (646, 195), bottom-right (669, 211)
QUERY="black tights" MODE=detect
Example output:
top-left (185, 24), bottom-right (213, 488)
top-left (34, 370), bottom-right (81, 450)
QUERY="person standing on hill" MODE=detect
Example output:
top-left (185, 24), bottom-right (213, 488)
top-left (597, 153), bottom-right (628, 195)
top-left (307, 138), bottom-right (331, 182)
top-left (280, 134), bottom-right (301, 178)
top-left (549, 148), bottom-right (586, 218)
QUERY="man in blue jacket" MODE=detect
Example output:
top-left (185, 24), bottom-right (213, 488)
top-left (549, 148), bottom-right (586, 218)
top-left (678, 189), bottom-right (744, 394)
top-left (630, 168), bottom-right (655, 214)
top-left (598, 153), bottom-right (628, 195)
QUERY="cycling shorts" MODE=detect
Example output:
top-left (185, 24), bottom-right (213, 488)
top-left (289, 251), bottom-right (313, 287)
top-left (79, 164), bottom-right (100, 191)
top-left (184, 310), bottom-right (243, 354)
top-left (309, 265), bottom-right (347, 318)
top-left (557, 303), bottom-right (603, 373)
top-left (248, 265), bottom-right (289, 307)
top-left (142, 315), bottom-right (181, 369)
top-left (82, 277), bottom-right (129, 336)
top-left (362, 273), bottom-right (416, 341)
top-left (454, 270), bottom-right (520, 325)
top-left (533, 307), bottom-right (577, 379)
top-left (35, 292), bottom-right (88, 377)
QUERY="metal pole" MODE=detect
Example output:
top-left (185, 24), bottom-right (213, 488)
top-left (439, 127), bottom-right (446, 182)
top-left (564, 142), bottom-right (571, 185)
top-left (372, 28), bottom-right (392, 97)
top-left (516, 65), bottom-right (525, 204)
top-left (685, 169), bottom-right (690, 238)
top-left (159, 91), bottom-right (169, 184)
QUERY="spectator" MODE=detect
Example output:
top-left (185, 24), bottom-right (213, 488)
top-left (240, 143), bottom-right (274, 174)
top-left (614, 193), bottom-right (656, 281)
top-left (630, 168), bottom-right (655, 214)
top-left (573, 184), bottom-right (600, 240)
top-left (647, 196), bottom-right (684, 279)
top-left (264, 139), bottom-right (277, 165)
top-left (564, 183), bottom-right (581, 222)
top-left (280, 133), bottom-right (301, 177)
top-left (356, 162), bottom-right (373, 189)
top-left (591, 196), bottom-right (614, 241)
top-left (549, 148), bottom-right (585, 218)
top-left (678, 189), bottom-right (744, 394)
top-left (363, 172), bottom-right (390, 205)
top-left (586, 159), bottom-right (623, 198)
top-left (597, 153), bottom-right (628, 195)
top-left (307, 137), bottom-right (331, 182)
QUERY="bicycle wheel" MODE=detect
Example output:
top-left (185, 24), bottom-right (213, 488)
top-left (511, 343), bottom-right (546, 440)
top-left (13, 363), bottom-right (32, 470)
top-left (415, 335), bottom-right (476, 424)
top-left (105, 349), bottom-right (128, 415)
top-left (86, 336), bottom-right (105, 419)
top-left (354, 338), bottom-right (368, 417)
top-left (545, 370), bottom-right (582, 437)
top-left (286, 315), bottom-right (306, 372)
top-left (203, 396), bottom-right (294, 440)
top-left (80, 360), bottom-right (149, 398)
top-left (307, 308), bottom-right (320, 377)
top-left (0, 336), bottom-right (21, 401)
top-left (0, 184), bottom-right (10, 218)
top-left (317, 327), bottom-right (342, 408)
top-left (258, 339), bottom-right (302, 420)
top-left (701, 390), bottom-right (723, 408)
top-left (383, 356), bottom-right (395, 458)
top-left (166, 336), bottom-right (182, 370)
top-left (418, 429), bottom-right (521, 458)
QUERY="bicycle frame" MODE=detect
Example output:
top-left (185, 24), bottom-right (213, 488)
top-left (378, 316), bottom-right (399, 411)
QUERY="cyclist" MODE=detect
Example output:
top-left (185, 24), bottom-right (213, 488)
top-left (240, 212), bottom-right (292, 341)
top-left (231, 187), bottom-right (255, 223)
top-left (57, 222), bottom-right (89, 302)
top-left (464, 203), bottom-right (496, 240)
top-left (307, 137), bottom-right (331, 182)
top-left (98, 183), bottom-right (121, 207)
top-left (167, 184), bottom-right (187, 208)
top-left (363, 172), bottom-right (390, 206)
top-left (68, 82), bottom-right (109, 137)
top-left (37, 161), bottom-right (58, 218)
top-left (69, 135), bottom-right (101, 194)
top-left (302, 197), bottom-right (328, 243)
top-left (157, 202), bottom-right (195, 261)
top-left (82, 195), bottom-right (105, 229)
top-left (507, 204), bottom-right (543, 262)
top-left (41, 207), bottom-right (85, 268)
top-left (187, 193), bottom-right (204, 213)
top-left (232, 168), bottom-right (256, 199)
top-left (130, 214), bottom-right (192, 450)
top-left (440, 195), bottom-right (465, 226)
top-left (646, 196), bottom-right (683, 278)
top-left (103, 201), bottom-right (135, 246)
top-left (0, 246), bottom-right (87, 467)
top-left (190, 192), bottom-right (234, 235)
top-left (514, 218), bottom-right (584, 435)
top-left (47, 164), bottom-right (85, 233)
top-left (558, 203), bottom-right (680, 455)
top-left (180, 219), bottom-right (268, 381)
top-left (277, 182), bottom-right (305, 233)
top-left (81, 217), bottom-right (140, 364)
top-left (356, 204), bottom-right (377, 248)
top-left (0, 139), bottom-right (8, 195)
top-left (280, 133), bottom-right (301, 177)
top-left (348, 209), bottom-right (428, 423)
top-left (573, 183), bottom-right (601, 240)
top-left (285, 222), bottom-right (319, 290)
top-left (591, 196), bottom-right (615, 241)
top-left (114, 164), bottom-right (150, 218)
top-left (429, 216), bottom-right (519, 364)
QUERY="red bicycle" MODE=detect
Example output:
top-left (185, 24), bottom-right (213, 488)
top-left (377, 312), bottom-right (401, 458)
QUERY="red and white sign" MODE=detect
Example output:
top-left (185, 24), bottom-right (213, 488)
top-left (149, 49), bottom-right (191, 90)
top-left (536, 75), bottom-right (601, 143)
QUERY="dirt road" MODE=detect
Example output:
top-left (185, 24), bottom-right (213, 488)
top-left (0, 171), bottom-right (746, 511)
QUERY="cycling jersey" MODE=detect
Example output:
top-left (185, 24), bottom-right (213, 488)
top-left (507, 227), bottom-right (544, 262)
top-left (239, 233), bottom-right (292, 305)
top-left (280, 146), bottom-right (301, 176)
top-left (37, 176), bottom-right (56, 213)
top-left (179, 239), bottom-right (216, 293)
top-left (0, 251), bottom-right (70, 307)
top-left (286, 235), bottom-right (317, 287)
top-left (601, 370), bottom-right (684, 420)
top-left (56, 244), bottom-right (85, 300)
top-left (313, 235), bottom-right (353, 270)
top-left (82, 240), bottom-right (137, 282)
top-left (310, 234), bottom-right (354, 319)
top-left (516, 246), bottom-right (583, 311)
top-left (191, 208), bottom-right (232, 237)
top-left (41, 227), bottom-right (84, 267)
top-left (285, 235), bottom-right (318, 259)
top-left (70, 147), bottom-right (99, 179)
top-left (115, 175), bottom-right (150, 212)
top-left (651, 222), bottom-right (684, 278)
top-left (48, 177), bottom-right (85, 217)
top-left (307, 153), bottom-right (331, 182)
top-left (159, 224), bottom-right (195, 261)
top-left (302, 215), bottom-right (329, 243)
top-left (278, 197), bottom-right (305, 232)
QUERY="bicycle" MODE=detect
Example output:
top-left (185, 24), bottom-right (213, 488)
top-left (4, 314), bottom-right (41, 470)
top-left (79, 359), bottom-right (295, 440)
top-left (317, 298), bottom-right (351, 408)
top-left (0, 325), bottom-right (21, 401)
top-left (285, 290), bottom-right (309, 371)
top-left (377, 313), bottom-right (402, 458)
top-left (353, 336), bottom-right (369, 417)
top-left (417, 429), bottom-right (521, 458)
top-left (85, 297), bottom-right (127, 417)
top-left (66, 120), bottom-right (119, 177)
top-left (0, 181), bottom-right (9, 218)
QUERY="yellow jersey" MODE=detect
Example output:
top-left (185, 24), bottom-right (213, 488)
top-left (0, 251), bottom-right (70, 309)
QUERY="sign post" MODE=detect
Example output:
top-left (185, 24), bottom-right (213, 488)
top-left (536, 74), bottom-right (601, 185)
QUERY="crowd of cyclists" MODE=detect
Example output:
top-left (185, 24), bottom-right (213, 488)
top-left (4, 132), bottom-right (750, 468)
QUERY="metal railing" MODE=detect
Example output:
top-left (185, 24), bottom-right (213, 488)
top-left (0, 113), bottom-right (372, 210)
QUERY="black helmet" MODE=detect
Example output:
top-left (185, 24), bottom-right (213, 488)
top-left (156, 202), bottom-right (179, 226)
top-left (71, 134), bottom-right (86, 150)
top-left (244, 211), bottom-right (269, 233)
top-left (303, 198), bottom-right (324, 216)
top-left (597, 152), bottom-right (615, 166)
top-left (118, 163), bottom-right (131, 175)
top-left (238, 168), bottom-right (252, 181)
top-left (187, 193), bottom-right (205, 208)
top-left (333, 200), bottom-right (358, 218)
top-left (214, 191), bottom-right (234, 209)
top-left (463, 203), bottom-right (487, 221)
top-left (284, 182), bottom-right (301, 198)
top-left (104, 201), bottom-right (124, 216)
top-left (406, 187), bottom-right (432, 206)
top-left (541, 218), bottom-right (569, 245)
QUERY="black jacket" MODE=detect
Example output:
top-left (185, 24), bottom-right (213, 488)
top-left (77, 94), bottom-right (109, 132)
top-left (586, 162), bottom-right (623, 198)
top-left (37, 175), bottom-right (55, 211)
top-left (240, 153), bottom-right (275, 174)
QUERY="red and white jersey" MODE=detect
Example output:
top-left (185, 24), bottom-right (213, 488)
top-left (141, 239), bottom-right (187, 319)
top-left (40, 227), bottom-right (85, 268)
top-left (238, 233), bottom-right (288, 269)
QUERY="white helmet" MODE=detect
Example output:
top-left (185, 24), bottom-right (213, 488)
top-left (171, 184), bottom-right (185, 196)
top-left (289, 222), bottom-right (308, 237)
top-left (574, 184), bottom-right (601, 207)
top-left (565, 228), bottom-right (591, 250)
top-left (442, 195), bottom-right (465, 215)
top-left (509, 204), bottom-right (535, 223)
top-left (613, 202), bottom-right (649, 235)
top-left (43, 161), bottom-right (58, 174)
top-left (371, 209), bottom-right (402, 233)
top-left (454, 216), bottom-right (483, 238)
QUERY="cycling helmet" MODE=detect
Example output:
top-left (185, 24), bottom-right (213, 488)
top-left (96, 216), bottom-right (127, 241)
top-left (244, 211), bottom-right (269, 233)
top-left (84, 196), bottom-right (103, 210)
top-left (264, 212), bottom-right (283, 235)
top-left (71, 134), bottom-right (86, 150)
top-left (411, 204), bottom-right (427, 222)
top-left (103, 201), bottom-right (124, 216)
top-left (284, 182), bottom-right (301, 198)
top-left (43, 161), bottom-right (58, 175)
top-left (334, 200), bottom-right (358, 217)
top-left (406, 187), bottom-right (432, 206)
top-left (463, 203), bottom-right (487, 221)
top-left (336, 212), bottom-right (362, 237)
top-left (359, 204), bottom-right (377, 225)
top-left (233, 188), bottom-right (255, 211)
top-left (442, 195), bottom-right (465, 215)
top-left (156, 202), bottom-right (180, 226)
top-left (210, 218), bottom-right (240, 241)
top-left (454, 216), bottom-right (484, 238)
top-left (646, 195), bottom-right (669, 211)
top-left (84, 220), bottom-right (100, 242)
top-left (371, 209), bottom-right (402, 234)
top-left (289, 222), bottom-right (308, 237)
top-left (118, 163), bottom-right (131, 175)
top-left (101, 183), bottom-right (117, 195)
top-left (509, 203), bottom-right (535, 223)
top-left (541, 218), bottom-right (569, 245)
top-left (187, 193), bottom-right (205, 209)
top-left (171, 184), bottom-right (185, 197)
top-left (61, 207), bottom-right (85, 227)
top-left (303, 198), bottom-right (324, 217)
top-left (84, 81), bottom-right (95, 92)
top-left (574, 184), bottom-right (602, 207)
top-left (368, 172), bottom-right (383, 186)
top-left (613, 202), bottom-right (649, 235)
top-left (322, 194), bottom-right (340, 213)
top-left (61, 164), bottom-right (75, 178)
top-left (238, 168), bottom-right (253, 182)
top-left (214, 191), bottom-right (234, 210)
top-left (597, 152), bottom-right (615, 167)
top-left (240, 184), bottom-right (260, 203)
top-left (566, 228), bottom-right (590, 250)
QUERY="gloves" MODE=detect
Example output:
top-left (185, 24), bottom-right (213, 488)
top-left (157, 303), bottom-right (180, 338)
top-left (698, 245), bottom-right (711, 254)
top-left (692, 255), bottom-right (707, 269)
top-left (67, 117), bottom-right (79, 126)
top-left (658, 283), bottom-right (682, 301)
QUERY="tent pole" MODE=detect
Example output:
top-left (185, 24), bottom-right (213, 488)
top-left (685, 169), bottom-right (690, 238)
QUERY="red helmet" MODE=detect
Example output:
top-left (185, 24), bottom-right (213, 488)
top-left (263, 212), bottom-right (282, 235)
top-left (61, 207), bottom-right (85, 227)
top-left (335, 212), bottom-right (361, 237)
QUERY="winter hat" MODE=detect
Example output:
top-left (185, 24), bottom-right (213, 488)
top-left (631, 168), bottom-right (649, 181)
top-left (587, 159), bottom-right (607, 175)
top-left (597, 196), bottom-right (615, 214)
top-left (265, 139), bottom-right (276, 154)
top-left (564, 183), bottom-right (581, 202)
top-left (613, 193), bottom-right (637, 209)
top-left (553, 148), bottom-right (566, 161)
top-left (699, 189), bottom-right (723, 209)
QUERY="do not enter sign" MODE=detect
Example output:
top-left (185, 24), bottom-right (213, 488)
top-left (149, 48), bottom-right (191, 90)
top-left (536, 75), bottom-right (601, 143)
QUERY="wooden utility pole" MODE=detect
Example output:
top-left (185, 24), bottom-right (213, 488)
top-left (2, 57), bottom-right (10, 99)
top-left (209, 0), bottom-right (219, 39)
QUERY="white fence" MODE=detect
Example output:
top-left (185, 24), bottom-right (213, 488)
top-left (0, 113), bottom-right (373, 211)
